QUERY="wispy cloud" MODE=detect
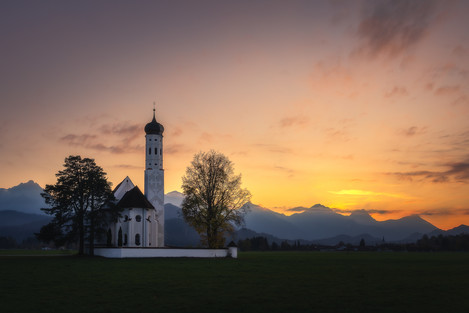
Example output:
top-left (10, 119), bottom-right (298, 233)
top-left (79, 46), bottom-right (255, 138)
top-left (279, 116), bottom-right (309, 128)
top-left (356, 0), bottom-right (437, 58)
top-left (418, 208), bottom-right (469, 216)
top-left (112, 164), bottom-right (142, 170)
top-left (434, 85), bottom-right (460, 96)
top-left (285, 207), bottom-right (308, 212)
top-left (398, 126), bottom-right (427, 137)
top-left (252, 143), bottom-right (293, 155)
top-left (273, 165), bottom-right (295, 178)
top-left (329, 189), bottom-right (410, 199)
top-left (60, 134), bottom-right (97, 146)
top-left (385, 86), bottom-right (408, 98)
top-left (164, 143), bottom-right (193, 155)
top-left (335, 208), bottom-right (404, 215)
top-left (391, 157), bottom-right (469, 183)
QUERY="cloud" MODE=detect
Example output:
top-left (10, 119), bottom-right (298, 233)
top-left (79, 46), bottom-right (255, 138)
top-left (418, 208), bottom-right (469, 216)
top-left (60, 134), bottom-right (97, 146)
top-left (434, 85), bottom-right (460, 96)
top-left (279, 116), bottom-right (309, 128)
top-left (60, 133), bottom-right (142, 154)
top-left (252, 143), bottom-right (293, 155)
top-left (391, 157), bottom-right (469, 183)
top-left (452, 45), bottom-right (468, 58)
top-left (398, 126), bottom-right (427, 137)
top-left (385, 86), bottom-right (408, 98)
top-left (329, 189), bottom-right (408, 198)
top-left (356, 0), bottom-right (437, 58)
top-left (112, 164), bottom-right (141, 170)
top-left (171, 127), bottom-right (183, 137)
top-left (452, 95), bottom-right (469, 107)
top-left (335, 208), bottom-right (403, 215)
top-left (325, 127), bottom-right (351, 142)
top-left (164, 144), bottom-right (192, 155)
top-left (285, 207), bottom-right (307, 212)
top-left (273, 165), bottom-right (295, 178)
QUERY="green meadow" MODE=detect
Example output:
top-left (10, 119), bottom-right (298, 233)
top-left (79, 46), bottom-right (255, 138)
top-left (1, 252), bottom-right (468, 313)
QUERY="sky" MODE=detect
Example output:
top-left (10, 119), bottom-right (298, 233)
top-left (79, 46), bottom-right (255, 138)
top-left (1, 0), bottom-right (468, 230)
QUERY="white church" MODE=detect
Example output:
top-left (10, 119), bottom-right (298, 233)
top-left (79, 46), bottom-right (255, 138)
top-left (103, 108), bottom-right (165, 248)
top-left (95, 109), bottom-right (237, 258)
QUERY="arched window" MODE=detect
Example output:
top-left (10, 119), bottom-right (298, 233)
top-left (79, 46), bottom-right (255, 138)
top-left (124, 234), bottom-right (128, 246)
top-left (155, 147), bottom-right (157, 154)
top-left (135, 234), bottom-right (141, 246)
top-left (136, 215), bottom-right (142, 222)
top-left (149, 148), bottom-right (151, 155)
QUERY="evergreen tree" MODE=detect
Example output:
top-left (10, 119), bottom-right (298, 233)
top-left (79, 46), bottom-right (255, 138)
top-left (37, 155), bottom-right (115, 255)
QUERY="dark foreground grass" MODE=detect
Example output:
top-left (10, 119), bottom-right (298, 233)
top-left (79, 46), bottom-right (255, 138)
top-left (1, 252), bottom-right (468, 313)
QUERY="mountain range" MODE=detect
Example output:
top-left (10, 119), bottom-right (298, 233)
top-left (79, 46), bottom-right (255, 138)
top-left (1, 181), bottom-right (468, 246)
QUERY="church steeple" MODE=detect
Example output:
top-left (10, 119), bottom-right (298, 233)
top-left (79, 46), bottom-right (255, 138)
top-left (144, 104), bottom-right (164, 135)
top-left (144, 104), bottom-right (165, 247)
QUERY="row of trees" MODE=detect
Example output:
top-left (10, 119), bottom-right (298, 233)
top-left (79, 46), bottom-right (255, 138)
top-left (237, 234), bottom-right (469, 252)
top-left (0, 236), bottom-right (45, 249)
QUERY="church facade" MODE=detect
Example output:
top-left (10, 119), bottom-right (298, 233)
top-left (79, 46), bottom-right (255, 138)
top-left (104, 110), bottom-right (165, 248)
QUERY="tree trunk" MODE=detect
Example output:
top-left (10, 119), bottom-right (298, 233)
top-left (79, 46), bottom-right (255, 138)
top-left (78, 212), bottom-right (85, 255)
top-left (89, 212), bottom-right (95, 256)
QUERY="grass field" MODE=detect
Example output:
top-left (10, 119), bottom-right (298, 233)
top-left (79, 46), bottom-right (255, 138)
top-left (1, 252), bottom-right (468, 313)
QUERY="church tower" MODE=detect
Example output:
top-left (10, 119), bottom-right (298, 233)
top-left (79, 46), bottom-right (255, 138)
top-left (144, 107), bottom-right (165, 247)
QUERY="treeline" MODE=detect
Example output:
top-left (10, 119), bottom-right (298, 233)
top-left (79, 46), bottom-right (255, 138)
top-left (237, 234), bottom-right (469, 252)
top-left (0, 236), bottom-right (44, 249)
top-left (237, 237), bottom-right (324, 251)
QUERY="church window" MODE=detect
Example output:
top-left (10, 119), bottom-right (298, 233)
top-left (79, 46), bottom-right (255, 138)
top-left (155, 147), bottom-right (157, 154)
top-left (124, 215), bottom-right (129, 222)
top-left (149, 148), bottom-right (151, 155)
top-left (135, 234), bottom-right (141, 246)
top-left (136, 215), bottom-right (142, 222)
top-left (124, 234), bottom-right (128, 245)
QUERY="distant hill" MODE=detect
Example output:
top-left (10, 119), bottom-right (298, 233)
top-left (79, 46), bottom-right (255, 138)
top-left (244, 203), bottom-right (438, 242)
top-left (0, 210), bottom-right (51, 241)
top-left (164, 191), bottom-right (184, 208)
top-left (0, 180), bottom-right (47, 215)
top-left (164, 203), bottom-right (200, 247)
top-left (4, 181), bottom-right (468, 247)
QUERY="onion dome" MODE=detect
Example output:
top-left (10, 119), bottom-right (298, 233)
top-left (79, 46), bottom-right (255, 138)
top-left (144, 109), bottom-right (164, 135)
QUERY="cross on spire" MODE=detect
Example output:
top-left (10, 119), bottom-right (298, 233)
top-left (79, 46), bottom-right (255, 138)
top-left (153, 101), bottom-right (156, 118)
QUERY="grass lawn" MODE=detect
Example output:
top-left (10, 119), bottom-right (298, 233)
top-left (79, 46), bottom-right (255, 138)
top-left (1, 251), bottom-right (468, 313)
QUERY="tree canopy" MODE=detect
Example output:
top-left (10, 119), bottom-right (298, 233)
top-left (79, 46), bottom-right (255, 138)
top-left (181, 150), bottom-right (251, 248)
top-left (37, 155), bottom-right (115, 255)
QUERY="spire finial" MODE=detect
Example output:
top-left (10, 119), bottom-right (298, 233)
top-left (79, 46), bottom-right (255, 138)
top-left (153, 101), bottom-right (156, 118)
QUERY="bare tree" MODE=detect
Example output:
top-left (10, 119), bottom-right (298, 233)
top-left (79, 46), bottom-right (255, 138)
top-left (181, 150), bottom-right (251, 248)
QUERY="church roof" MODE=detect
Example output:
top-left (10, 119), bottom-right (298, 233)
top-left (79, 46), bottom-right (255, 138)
top-left (145, 110), bottom-right (164, 135)
top-left (113, 176), bottom-right (136, 201)
top-left (117, 186), bottom-right (155, 210)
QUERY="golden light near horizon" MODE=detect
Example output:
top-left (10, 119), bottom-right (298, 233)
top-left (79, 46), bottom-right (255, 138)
top-left (1, 1), bottom-right (469, 230)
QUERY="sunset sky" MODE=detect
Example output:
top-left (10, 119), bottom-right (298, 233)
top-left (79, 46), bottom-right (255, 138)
top-left (1, 0), bottom-right (468, 229)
